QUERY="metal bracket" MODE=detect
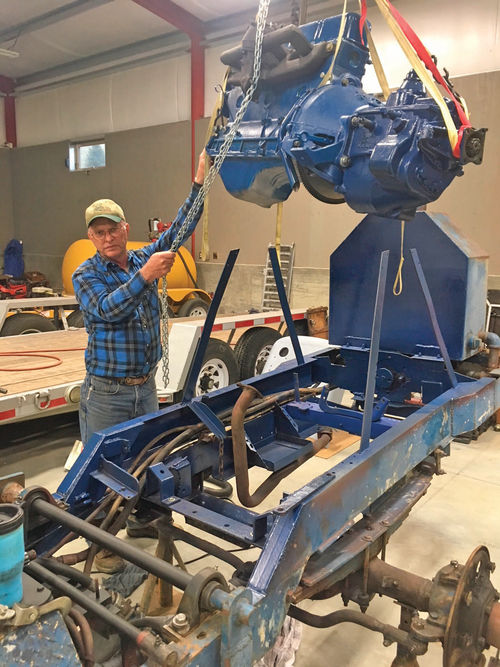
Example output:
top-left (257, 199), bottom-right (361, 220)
top-left (189, 399), bottom-right (227, 441)
top-left (0, 596), bottom-right (72, 628)
top-left (90, 457), bottom-right (139, 500)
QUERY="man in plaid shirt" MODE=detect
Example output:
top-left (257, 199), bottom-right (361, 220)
top-left (73, 152), bottom-right (206, 447)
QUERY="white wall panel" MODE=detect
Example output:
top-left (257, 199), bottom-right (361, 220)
top-left (16, 54), bottom-right (190, 146)
top-left (109, 56), bottom-right (191, 132)
top-left (361, 0), bottom-right (500, 93)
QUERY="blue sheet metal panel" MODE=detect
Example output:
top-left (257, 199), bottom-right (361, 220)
top-left (0, 611), bottom-right (80, 666)
top-left (330, 212), bottom-right (487, 360)
top-left (450, 377), bottom-right (497, 435)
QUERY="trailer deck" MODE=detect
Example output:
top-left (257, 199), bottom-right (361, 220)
top-left (0, 309), bottom-right (308, 424)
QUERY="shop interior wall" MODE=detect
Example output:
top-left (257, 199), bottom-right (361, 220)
top-left (7, 68), bottom-right (499, 308)
top-left (4, 0), bottom-right (499, 308)
top-left (10, 121), bottom-right (192, 288)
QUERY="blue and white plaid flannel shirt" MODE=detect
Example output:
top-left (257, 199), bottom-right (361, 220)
top-left (73, 183), bottom-right (202, 378)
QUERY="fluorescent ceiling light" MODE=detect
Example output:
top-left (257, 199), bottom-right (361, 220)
top-left (0, 48), bottom-right (19, 58)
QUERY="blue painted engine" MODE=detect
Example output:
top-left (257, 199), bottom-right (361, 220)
top-left (206, 13), bottom-right (485, 219)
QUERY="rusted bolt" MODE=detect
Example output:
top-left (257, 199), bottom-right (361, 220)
top-left (362, 535), bottom-right (373, 542)
top-left (488, 561), bottom-right (496, 573)
top-left (326, 41), bottom-right (334, 52)
top-left (339, 155), bottom-right (351, 168)
top-left (172, 613), bottom-right (189, 631)
top-left (381, 520), bottom-right (390, 527)
top-left (383, 638), bottom-right (392, 647)
top-left (450, 560), bottom-right (459, 568)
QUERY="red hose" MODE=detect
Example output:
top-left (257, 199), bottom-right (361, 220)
top-left (0, 346), bottom-right (86, 371)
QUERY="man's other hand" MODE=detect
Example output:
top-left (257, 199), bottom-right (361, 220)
top-left (140, 251), bottom-right (176, 282)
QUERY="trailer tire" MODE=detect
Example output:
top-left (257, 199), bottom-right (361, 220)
top-left (67, 310), bottom-right (84, 327)
top-left (235, 327), bottom-right (282, 379)
top-left (0, 313), bottom-right (58, 336)
top-left (178, 297), bottom-right (209, 318)
top-left (196, 338), bottom-right (239, 396)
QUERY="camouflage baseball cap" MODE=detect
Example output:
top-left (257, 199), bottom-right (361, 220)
top-left (85, 199), bottom-right (125, 227)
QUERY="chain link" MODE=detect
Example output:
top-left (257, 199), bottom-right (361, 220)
top-left (218, 437), bottom-right (224, 480)
top-left (160, 0), bottom-right (272, 388)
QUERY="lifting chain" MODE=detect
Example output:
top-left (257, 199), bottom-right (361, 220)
top-left (160, 0), bottom-right (272, 388)
top-left (218, 437), bottom-right (225, 480)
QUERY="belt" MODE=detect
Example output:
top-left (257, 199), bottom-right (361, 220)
top-left (115, 374), bottom-right (151, 386)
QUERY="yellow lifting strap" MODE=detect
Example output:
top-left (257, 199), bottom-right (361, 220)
top-left (200, 68), bottom-right (230, 262)
top-left (319, 0), bottom-right (348, 87)
top-left (392, 220), bottom-right (405, 296)
top-left (365, 24), bottom-right (390, 100)
top-left (274, 201), bottom-right (283, 264)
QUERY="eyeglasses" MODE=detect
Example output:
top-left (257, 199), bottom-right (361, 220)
top-left (90, 225), bottom-right (124, 240)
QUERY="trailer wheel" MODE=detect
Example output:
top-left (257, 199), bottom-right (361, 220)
top-left (0, 313), bottom-right (58, 336)
top-left (235, 327), bottom-right (282, 379)
top-left (195, 338), bottom-right (239, 396)
top-left (67, 310), bottom-right (84, 327)
top-left (178, 297), bottom-right (209, 318)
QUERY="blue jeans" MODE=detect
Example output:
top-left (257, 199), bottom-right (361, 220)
top-left (79, 374), bottom-right (159, 445)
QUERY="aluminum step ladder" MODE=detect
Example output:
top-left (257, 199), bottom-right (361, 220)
top-left (261, 243), bottom-right (295, 311)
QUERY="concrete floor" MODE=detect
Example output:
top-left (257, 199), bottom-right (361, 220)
top-left (1, 414), bottom-right (500, 666)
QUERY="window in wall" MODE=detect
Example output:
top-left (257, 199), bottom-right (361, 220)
top-left (68, 140), bottom-right (106, 171)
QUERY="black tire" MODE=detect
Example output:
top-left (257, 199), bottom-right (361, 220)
top-left (0, 312), bottom-right (58, 336)
top-left (177, 297), bottom-right (209, 318)
top-left (66, 309), bottom-right (85, 327)
top-left (195, 338), bottom-right (239, 396)
top-left (234, 327), bottom-right (282, 379)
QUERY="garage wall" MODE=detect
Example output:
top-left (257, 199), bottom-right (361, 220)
top-left (11, 121), bottom-right (192, 288)
top-left (10, 67), bottom-right (499, 303)
top-left (15, 55), bottom-right (191, 148)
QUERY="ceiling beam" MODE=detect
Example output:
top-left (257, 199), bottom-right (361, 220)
top-left (0, 0), bottom-right (114, 44)
top-left (132, 0), bottom-right (205, 39)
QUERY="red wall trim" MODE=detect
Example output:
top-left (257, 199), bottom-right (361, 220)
top-left (0, 75), bottom-right (16, 147)
top-left (133, 0), bottom-right (206, 257)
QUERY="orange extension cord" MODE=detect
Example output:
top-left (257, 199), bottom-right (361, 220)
top-left (0, 347), bottom-right (86, 372)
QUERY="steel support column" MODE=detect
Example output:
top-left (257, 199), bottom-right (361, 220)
top-left (132, 0), bottom-right (206, 256)
top-left (0, 75), bottom-right (16, 147)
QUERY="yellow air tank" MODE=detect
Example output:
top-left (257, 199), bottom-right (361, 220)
top-left (62, 240), bottom-right (210, 317)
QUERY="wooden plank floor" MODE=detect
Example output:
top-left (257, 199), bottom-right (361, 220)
top-left (0, 329), bottom-right (88, 395)
top-left (0, 314), bottom-right (286, 397)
